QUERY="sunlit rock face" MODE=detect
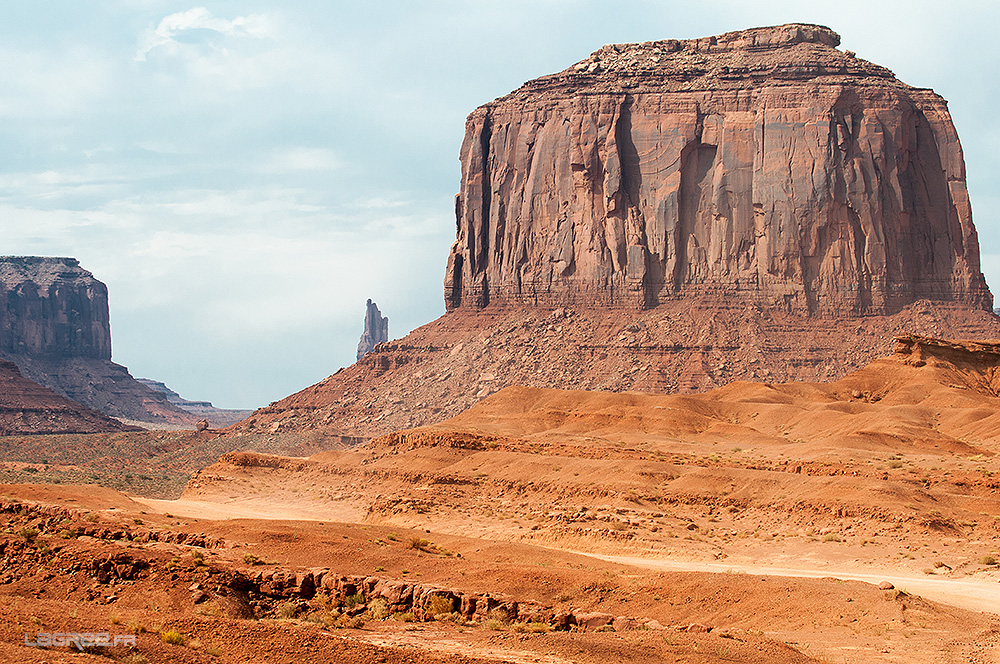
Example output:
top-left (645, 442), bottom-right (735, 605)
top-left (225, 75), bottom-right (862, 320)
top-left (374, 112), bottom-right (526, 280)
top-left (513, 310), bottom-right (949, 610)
top-left (446, 24), bottom-right (992, 316)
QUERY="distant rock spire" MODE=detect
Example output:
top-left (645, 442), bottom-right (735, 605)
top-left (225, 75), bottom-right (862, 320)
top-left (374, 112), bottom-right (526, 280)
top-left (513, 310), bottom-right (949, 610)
top-left (357, 299), bottom-right (389, 361)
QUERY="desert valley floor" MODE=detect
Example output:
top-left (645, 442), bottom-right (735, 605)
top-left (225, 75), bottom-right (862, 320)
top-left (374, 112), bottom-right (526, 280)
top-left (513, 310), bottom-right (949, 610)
top-left (2, 335), bottom-right (1000, 663)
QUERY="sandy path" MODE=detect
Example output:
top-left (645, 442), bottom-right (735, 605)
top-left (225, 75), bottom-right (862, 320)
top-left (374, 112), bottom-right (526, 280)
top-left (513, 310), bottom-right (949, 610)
top-left (585, 552), bottom-right (1000, 615)
top-left (133, 497), bottom-right (364, 522)
top-left (130, 495), bottom-right (1000, 616)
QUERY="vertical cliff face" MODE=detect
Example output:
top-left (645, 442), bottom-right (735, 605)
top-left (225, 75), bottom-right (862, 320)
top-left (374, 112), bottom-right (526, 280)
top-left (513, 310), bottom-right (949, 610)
top-left (0, 257), bottom-right (111, 360)
top-left (445, 24), bottom-right (992, 316)
top-left (356, 299), bottom-right (389, 361)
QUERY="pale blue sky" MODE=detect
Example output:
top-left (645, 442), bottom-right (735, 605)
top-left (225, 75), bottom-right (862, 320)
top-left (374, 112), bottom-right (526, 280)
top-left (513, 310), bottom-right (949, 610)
top-left (2, 1), bottom-right (998, 408)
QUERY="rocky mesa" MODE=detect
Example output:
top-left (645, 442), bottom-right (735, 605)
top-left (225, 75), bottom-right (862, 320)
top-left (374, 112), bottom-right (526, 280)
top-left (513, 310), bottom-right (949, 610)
top-left (232, 24), bottom-right (1000, 440)
top-left (446, 23), bottom-right (990, 315)
top-left (0, 256), bottom-right (198, 426)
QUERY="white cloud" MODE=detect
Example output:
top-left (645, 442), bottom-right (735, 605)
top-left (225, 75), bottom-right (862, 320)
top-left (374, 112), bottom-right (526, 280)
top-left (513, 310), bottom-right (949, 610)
top-left (134, 7), bottom-right (273, 62)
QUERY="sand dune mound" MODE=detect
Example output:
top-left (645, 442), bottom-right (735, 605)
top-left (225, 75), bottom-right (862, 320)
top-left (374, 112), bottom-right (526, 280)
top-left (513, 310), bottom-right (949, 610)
top-left (188, 336), bottom-right (1000, 571)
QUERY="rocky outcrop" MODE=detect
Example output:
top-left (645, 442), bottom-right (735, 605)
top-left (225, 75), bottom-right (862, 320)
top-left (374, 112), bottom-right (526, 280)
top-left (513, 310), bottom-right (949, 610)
top-left (0, 359), bottom-right (136, 435)
top-left (0, 256), bottom-right (197, 426)
top-left (356, 299), bottom-right (389, 361)
top-left (445, 24), bottom-right (991, 316)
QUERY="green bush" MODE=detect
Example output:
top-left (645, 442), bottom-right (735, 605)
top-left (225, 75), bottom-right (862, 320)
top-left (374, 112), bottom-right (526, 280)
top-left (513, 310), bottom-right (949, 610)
top-left (160, 630), bottom-right (185, 646)
top-left (344, 592), bottom-right (366, 608)
top-left (243, 553), bottom-right (265, 566)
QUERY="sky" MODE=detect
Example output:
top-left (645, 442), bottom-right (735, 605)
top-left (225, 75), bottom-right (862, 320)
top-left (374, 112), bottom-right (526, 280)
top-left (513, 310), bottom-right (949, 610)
top-left (2, 1), bottom-right (998, 409)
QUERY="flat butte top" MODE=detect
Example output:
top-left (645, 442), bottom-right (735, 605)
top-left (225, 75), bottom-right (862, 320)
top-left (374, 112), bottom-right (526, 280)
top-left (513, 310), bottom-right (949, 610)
top-left (494, 23), bottom-right (907, 102)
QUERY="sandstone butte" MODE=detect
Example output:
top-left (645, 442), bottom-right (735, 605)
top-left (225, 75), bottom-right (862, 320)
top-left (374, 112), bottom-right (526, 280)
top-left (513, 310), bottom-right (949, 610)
top-left (231, 24), bottom-right (1000, 440)
top-left (0, 256), bottom-right (197, 427)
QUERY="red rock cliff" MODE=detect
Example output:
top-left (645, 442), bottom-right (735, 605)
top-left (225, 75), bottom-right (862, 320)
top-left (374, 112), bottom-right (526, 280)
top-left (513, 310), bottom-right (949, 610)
top-left (0, 257), bottom-right (111, 360)
top-left (445, 24), bottom-right (991, 315)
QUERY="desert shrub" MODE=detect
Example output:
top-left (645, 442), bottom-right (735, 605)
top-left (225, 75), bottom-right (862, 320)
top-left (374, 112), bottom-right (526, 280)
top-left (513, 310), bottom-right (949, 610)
top-left (427, 595), bottom-right (455, 618)
top-left (275, 602), bottom-right (299, 619)
top-left (981, 556), bottom-right (998, 566)
top-left (344, 592), bottom-right (366, 608)
top-left (387, 532), bottom-right (399, 541)
top-left (191, 550), bottom-right (205, 566)
top-left (160, 630), bottom-right (185, 646)
top-left (58, 529), bottom-right (76, 539)
top-left (410, 537), bottom-right (432, 551)
top-left (17, 527), bottom-right (39, 543)
top-left (822, 533), bottom-right (841, 542)
top-left (367, 597), bottom-right (389, 620)
top-left (332, 614), bottom-right (364, 629)
top-left (127, 619), bottom-right (147, 634)
top-left (512, 622), bottom-right (551, 633)
top-left (483, 619), bottom-right (504, 631)
top-left (204, 646), bottom-right (222, 657)
top-left (243, 553), bottom-right (264, 566)
top-left (390, 611), bottom-right (415, 622)
top-left (487, 606), bottom-right (513, 625)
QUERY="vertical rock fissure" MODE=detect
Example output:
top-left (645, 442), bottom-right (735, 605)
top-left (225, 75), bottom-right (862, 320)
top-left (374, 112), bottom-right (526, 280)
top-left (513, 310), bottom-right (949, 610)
top-left (479, 114), bottom-right (493, 307)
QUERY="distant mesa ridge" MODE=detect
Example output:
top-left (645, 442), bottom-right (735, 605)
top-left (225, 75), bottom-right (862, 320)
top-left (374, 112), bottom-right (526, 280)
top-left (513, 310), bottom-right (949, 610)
top-left (136, 379), bottom-right (253, 429)
top-left (445, 23), bottom-right (991, 316)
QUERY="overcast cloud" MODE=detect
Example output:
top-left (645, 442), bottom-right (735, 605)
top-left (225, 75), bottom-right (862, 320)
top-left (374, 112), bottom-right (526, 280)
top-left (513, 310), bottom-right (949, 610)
top-left (2, 1), bottom-right (998, 408)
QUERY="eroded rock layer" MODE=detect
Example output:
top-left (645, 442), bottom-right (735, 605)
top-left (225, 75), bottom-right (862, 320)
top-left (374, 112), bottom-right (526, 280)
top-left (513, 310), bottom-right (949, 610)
top-left (0, 359), bottom-right (136, 434)
top-left (445, 24), bottom-right (990, 315)
top-left (231, 300), bottom-right (1000, 439)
